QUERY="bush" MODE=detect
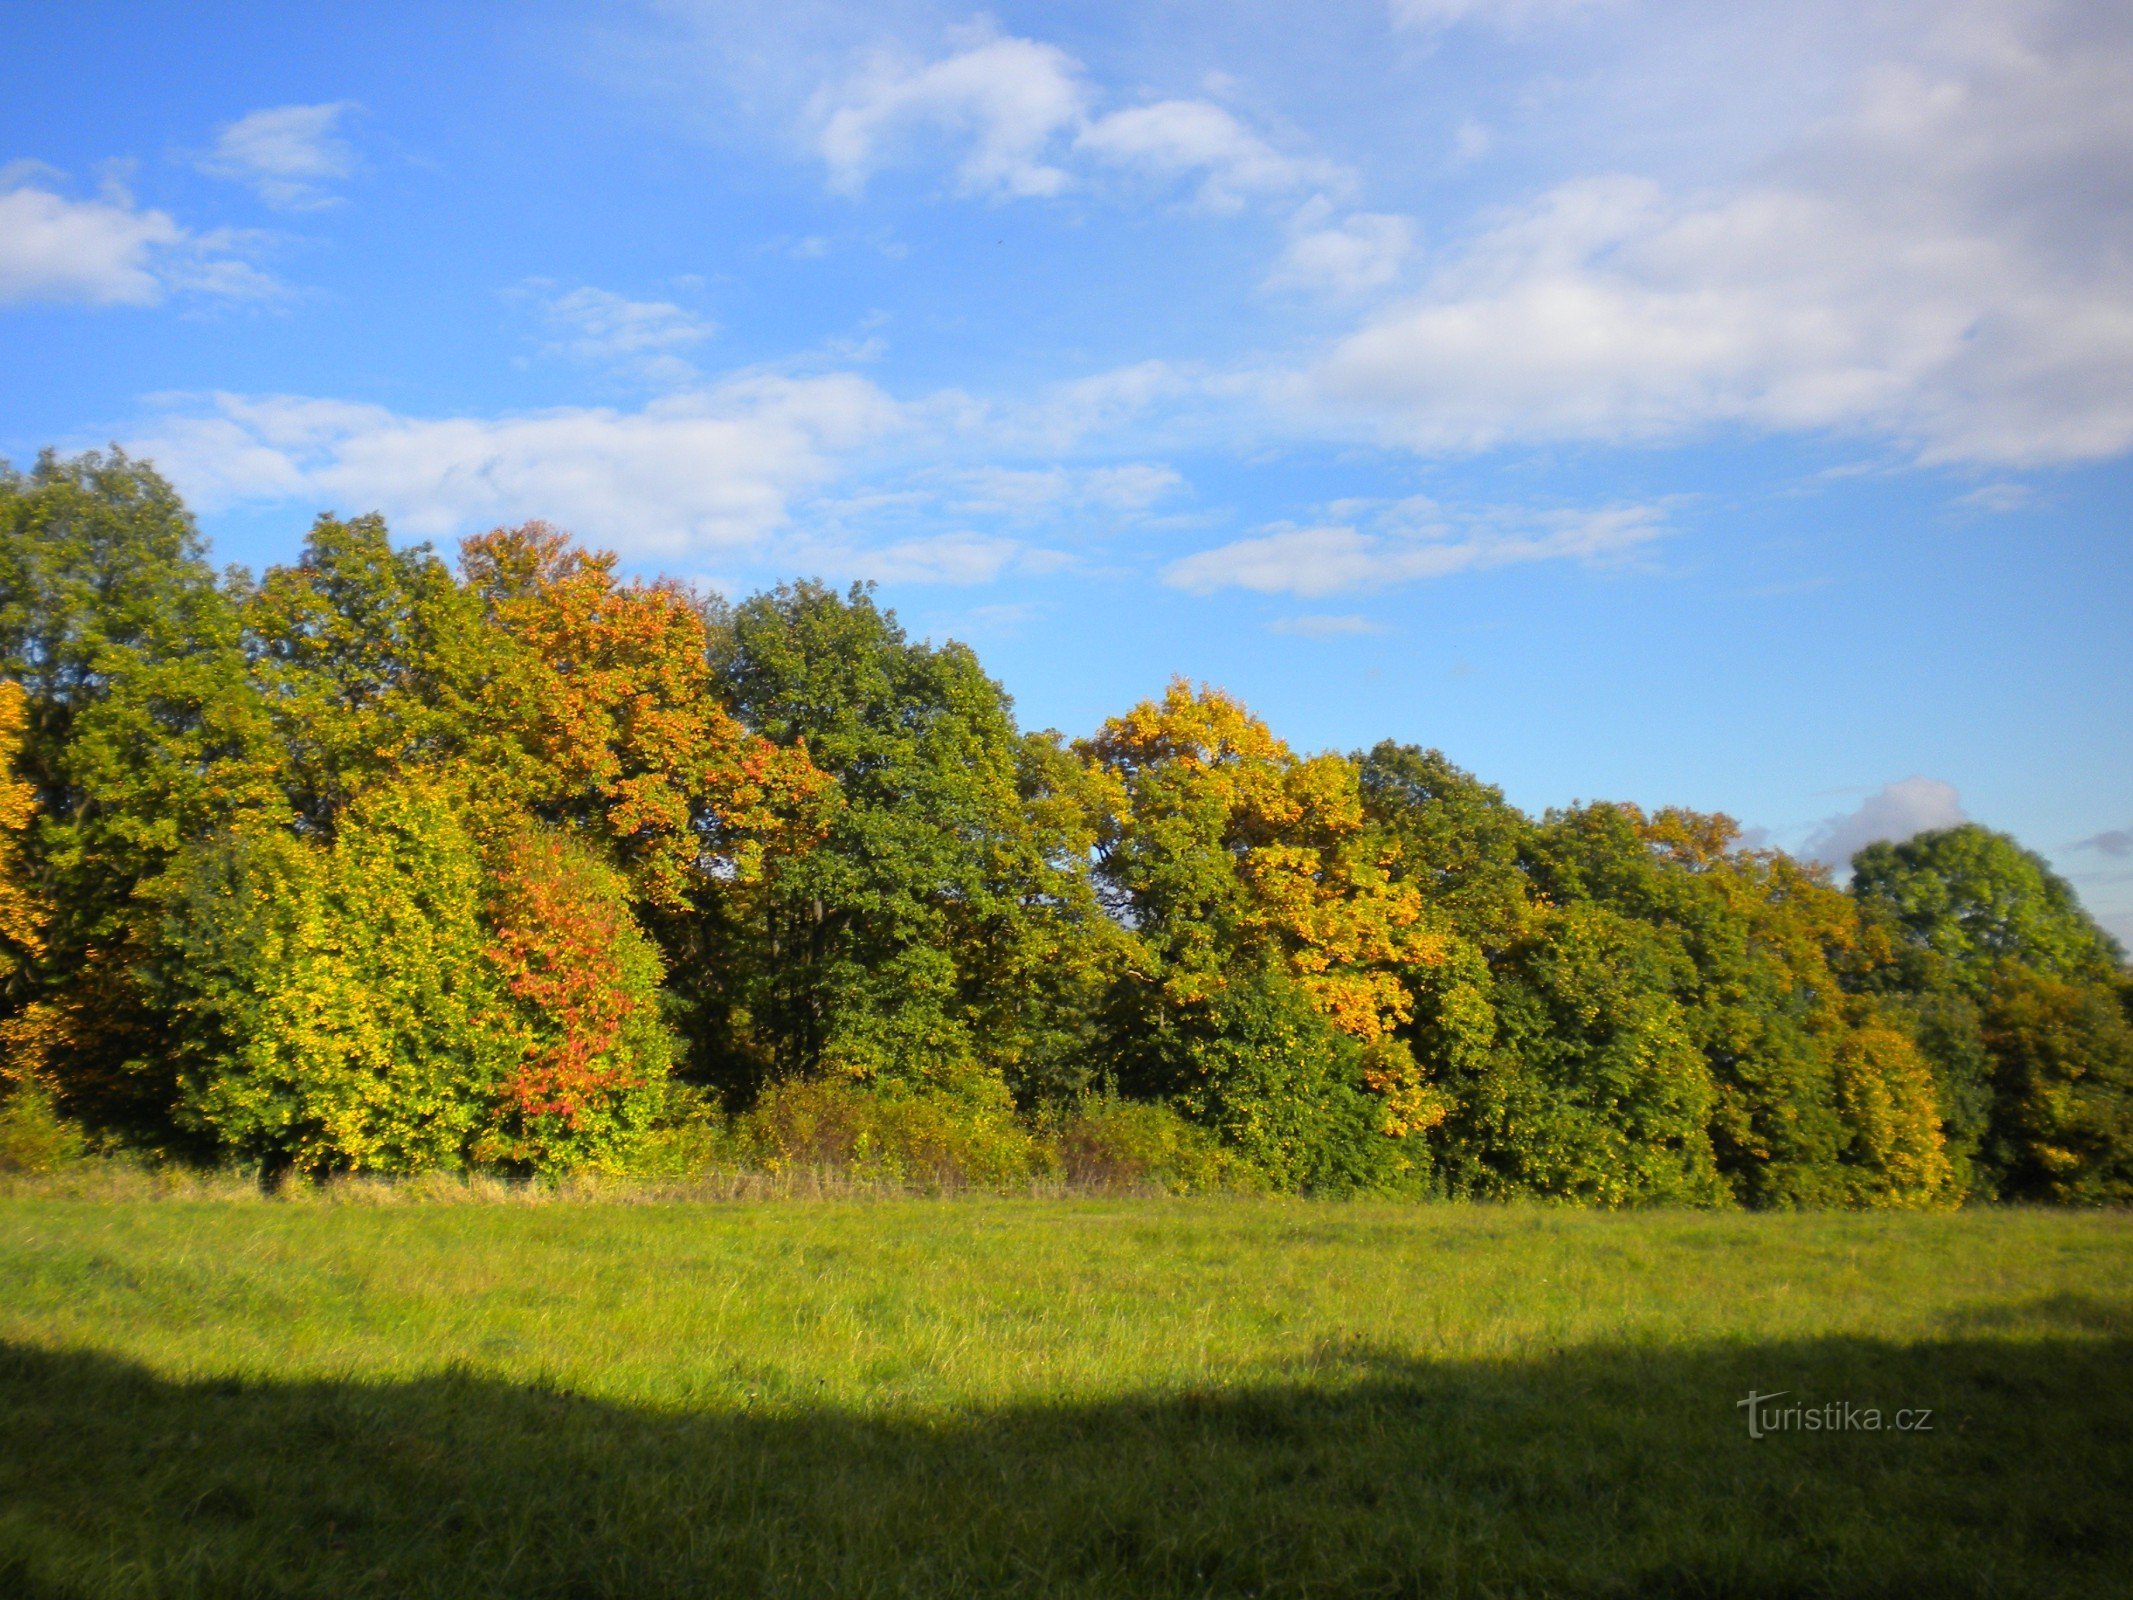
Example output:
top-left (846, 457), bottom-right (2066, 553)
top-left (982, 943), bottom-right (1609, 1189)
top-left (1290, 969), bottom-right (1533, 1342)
top-left (616, 1084), bottom-right (743, 1181)
top-left (1054, 1097), bottom-right (1263, 1193)
top-left (0, 1085), bottom-right (86, 1174)
top-left (156, 782), bottom-right (516, 1176)
top-left (737, 1077), bottom-right (1051, 1190)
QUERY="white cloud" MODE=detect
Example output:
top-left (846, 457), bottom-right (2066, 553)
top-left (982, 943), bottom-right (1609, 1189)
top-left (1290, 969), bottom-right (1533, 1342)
top-left (948, 461), bottom-right (1183, 516)
top-left (130, 374), bottom-right (903, 558)
top-left (813, 30), bottom-right (1087, 198)
top-left (0, 182), bottom-right (273, 306)
top-left (199, 102), bottom-right (360, 210)
top-left (0, 185), bottom-right (182, 305)
top-left (1267, 212), bottom-right (1413, 295)
top-left (1803, 776), bottom-right (1968, 869)
top-left (1165, 497), bottom-right (1663, 596)
top-left (1450, 119), bottom-right (1492, 166)
top-left (1953, 481), bottom-right (2033, 512)
top-left (809, 25), bottom-right (1338, 211)
top-left (846, 531), bottom-right (1026, 584)
top-left (1309, 9), bottom-right (2133, 466)
top-left (2075, 828), bottom-right (2133, 859)
top-left (528, 285), bottom-right (716, 384)
top-left (977, 359), bottom-right (1201, 455)
top-left (1076, 99), bottom-right (1342, 211)
top-left (1267, 613), bottom-right (1385, 637)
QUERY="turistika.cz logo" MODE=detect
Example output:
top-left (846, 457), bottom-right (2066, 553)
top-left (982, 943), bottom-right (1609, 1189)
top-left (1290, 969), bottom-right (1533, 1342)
top-left (1737, 1390), bottom-right (1935, 1439)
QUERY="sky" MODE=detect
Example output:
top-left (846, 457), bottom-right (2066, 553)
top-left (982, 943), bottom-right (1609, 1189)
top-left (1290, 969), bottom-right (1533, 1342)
top-left (2, 0), bottom-right (2129, 939)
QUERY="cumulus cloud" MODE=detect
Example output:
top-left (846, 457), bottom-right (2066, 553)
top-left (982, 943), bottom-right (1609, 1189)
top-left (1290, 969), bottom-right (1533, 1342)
top-left (0, 184), bottom-right (182, 305)
top-left (199, 102), bottom-right (360, 209)
top-left (1076, 99), bottom-right (1342, 211)
top-left (813, 30), bottom-right (1087, 198)
top-left (1308, 7), bottom-right (2133, 466)
top-left (1267, 211), bottom-right (1414, 295)
top-left (129, 375), bottom-right (903, 558)
top-left (1803, 776), bottom-right (1968, 869)
top-left (0, 181), bottom-right (274, 306)
top-left (809, 25), bottom-right (1338, 209)
top-left (1165, 497), bottom-right (1663, 597)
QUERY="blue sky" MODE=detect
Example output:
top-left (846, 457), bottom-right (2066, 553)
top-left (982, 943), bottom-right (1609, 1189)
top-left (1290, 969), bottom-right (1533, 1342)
top-left (3, 0), bottom-right (2130, 938)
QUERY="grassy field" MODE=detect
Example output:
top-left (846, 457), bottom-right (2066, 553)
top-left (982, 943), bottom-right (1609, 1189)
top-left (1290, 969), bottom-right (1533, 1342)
top-left (0, 1191), bottom-right (2128, 1598)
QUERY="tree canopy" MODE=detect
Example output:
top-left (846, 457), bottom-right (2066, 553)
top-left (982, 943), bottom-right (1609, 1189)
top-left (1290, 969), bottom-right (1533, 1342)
top-left (2, 452), bottom-right (2126, 1200)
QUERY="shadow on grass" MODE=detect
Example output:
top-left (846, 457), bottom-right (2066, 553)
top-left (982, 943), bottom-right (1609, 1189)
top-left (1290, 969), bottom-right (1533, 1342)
top-left (2, 1318), bottom-right (2128, 1599)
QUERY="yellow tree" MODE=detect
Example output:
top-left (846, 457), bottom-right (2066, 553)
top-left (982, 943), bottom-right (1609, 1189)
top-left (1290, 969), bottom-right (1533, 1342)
top-left (1082, 680), bottom-right (1446, 1136)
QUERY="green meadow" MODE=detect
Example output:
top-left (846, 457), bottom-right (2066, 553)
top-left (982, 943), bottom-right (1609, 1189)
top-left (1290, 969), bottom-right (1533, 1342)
top-left (1, 1192), bottom-right (2128, 1599)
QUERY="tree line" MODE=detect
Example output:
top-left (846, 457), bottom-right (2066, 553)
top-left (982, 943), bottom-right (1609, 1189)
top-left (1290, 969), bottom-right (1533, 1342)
top-left (2, 449), bottom-right (2129, 1201)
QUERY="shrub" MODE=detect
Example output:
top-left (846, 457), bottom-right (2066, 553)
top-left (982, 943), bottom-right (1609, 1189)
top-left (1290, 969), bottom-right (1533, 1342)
top-left (0, 1084), bottom-right (85, 1174)
top-left (617, 1083), bottom-right (743, 1181)
top-left (1053, 1097), bottom-right (1263, 1193)
top-left (737, 1077), bottom-right (1050, 1189)
top-left (156, 782), bottom-right (516, 1176)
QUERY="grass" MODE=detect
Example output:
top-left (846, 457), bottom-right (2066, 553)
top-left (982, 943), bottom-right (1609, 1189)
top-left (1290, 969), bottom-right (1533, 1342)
top-left (0, 1191), bottom-right (2128, 1598)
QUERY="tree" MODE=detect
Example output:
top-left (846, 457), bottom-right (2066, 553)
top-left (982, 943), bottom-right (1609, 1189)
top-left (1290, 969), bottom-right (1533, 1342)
top-left (1083, 683), bottom-right (1444, 1161)
top-left (1356, 742), bottom-right (1537, 956)
top-left (1977, 966), bottom-right (2133, 1203)
top-left (1851, 824), bottom-right (2126, 993)
top-left (477, 827), bottom-right (677, 1173)
top-left (243, 513), bottom-right (522, 836)
top-left (0, 682), bottom-right (41, 999)
top-left (708, 582), bottom-right (1117, 1106)
top-left (0, 451), bottom-right (278, 1140)
top-left (1523, 803), bottom-right (1951, 1207)
top-left (461, 524), bottom-right (830, 912)
top-left (1430, 901), bottom-right (1725, 1205)
top-left (1852, 824), bottom-right (2131, 1200)
top-left (157, 780), bottom-right (516, 1177)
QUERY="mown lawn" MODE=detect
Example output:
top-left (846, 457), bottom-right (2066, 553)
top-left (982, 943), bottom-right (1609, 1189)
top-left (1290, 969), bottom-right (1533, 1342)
top-left (1, 1193), bottom-right (2128, 1598)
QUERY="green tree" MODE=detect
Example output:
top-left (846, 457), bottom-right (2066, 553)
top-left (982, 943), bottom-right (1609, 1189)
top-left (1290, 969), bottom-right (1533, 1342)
top-left (1110, 961), bottom-right (1396, 1193)
top-left (1851, 824), bottom-right (2130, 1200)
top-left (1977, 966), bottom-right (2133, 1203)
top-left (1851, 824), bottom-right (2126, 992)
top-left (708, 582), bottom-right (1117, 1106)
top-left (0, 450), bottom-right (279, 1140)
top-left (1522, 804), bottom-right (1950, 1207)
top-left (1426, 901), bottom-right (1726, 1205)
top-left (244, 513), bottom-right (526, 835)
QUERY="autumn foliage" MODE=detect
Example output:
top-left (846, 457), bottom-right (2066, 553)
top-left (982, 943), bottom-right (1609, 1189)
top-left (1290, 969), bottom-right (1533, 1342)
top-left (2, 450), bottom-right (2128, 1199)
